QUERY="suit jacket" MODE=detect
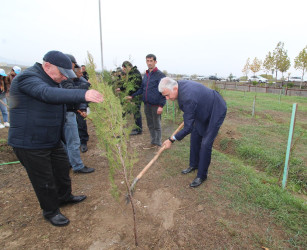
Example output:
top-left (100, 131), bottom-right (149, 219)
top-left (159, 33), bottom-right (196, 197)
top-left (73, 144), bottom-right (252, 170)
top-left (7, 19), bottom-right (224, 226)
top-left (175, 80), bottom-right (227, 141)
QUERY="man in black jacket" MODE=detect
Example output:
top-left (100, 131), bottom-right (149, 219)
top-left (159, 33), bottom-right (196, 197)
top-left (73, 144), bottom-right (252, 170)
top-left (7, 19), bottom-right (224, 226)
top-left (121, 61), bottom-right (143, 135)
top-left (81, 65), bottom-right (89, 81)
top-left (74, 66), bottom-right (90, 153)
top-left (8, 51), bottom-right (103, 227)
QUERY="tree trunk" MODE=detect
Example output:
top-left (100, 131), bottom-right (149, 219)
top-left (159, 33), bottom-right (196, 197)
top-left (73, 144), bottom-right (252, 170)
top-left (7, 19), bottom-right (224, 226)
top-left (275, 70), bottom-right (278, 87)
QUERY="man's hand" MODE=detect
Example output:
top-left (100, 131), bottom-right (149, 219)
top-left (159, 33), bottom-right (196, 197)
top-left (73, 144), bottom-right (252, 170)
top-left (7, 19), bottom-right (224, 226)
top-left (125, 96), bottom-right (133, 100)
top-left (85, 89), bottom-right (103, 103)
top-left (162, 139), bottom-right (172, 149)
top-left (115, 88), bottom-right (121, 93)
top-left (78, 110), bottom-right (87, 118)
top-left (157, 106), bottom-right (163, 115)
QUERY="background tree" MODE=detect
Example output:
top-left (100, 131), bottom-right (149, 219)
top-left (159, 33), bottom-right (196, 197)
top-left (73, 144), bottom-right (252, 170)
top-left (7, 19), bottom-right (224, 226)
top-left (263, 51), bottom-right (274, 78)
top-left (278, 52), bottom-right (291, 83)
top-left (273, 42), bottom-right (290, 84)
top-left (242, 58), bottom-right (250, 80)
top-left (162, 70), bottom-right (168, 76)
top-left (175, 74), bottom-right (182, 80)
top-left (228, 73), bottom-right (234, 81)
top-left (250, 57), bottom-right (262, 77)
top-left (191, 74), bottom-right (198, 79)
top-left (294, 46), bottom-right (307, 89)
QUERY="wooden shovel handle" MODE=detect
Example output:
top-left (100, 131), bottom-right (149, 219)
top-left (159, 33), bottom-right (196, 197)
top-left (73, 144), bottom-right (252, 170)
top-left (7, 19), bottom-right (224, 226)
top-left (170, 121), bottom-right (185, 137)
top-left (135, 122), bottom-right (184, 180)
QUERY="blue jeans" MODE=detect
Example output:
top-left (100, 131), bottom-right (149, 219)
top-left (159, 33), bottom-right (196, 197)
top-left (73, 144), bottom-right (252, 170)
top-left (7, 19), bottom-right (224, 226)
top-left (0, 96), bottom-right (9, 123)
top-left (63, 112), bottom-right (84, 171)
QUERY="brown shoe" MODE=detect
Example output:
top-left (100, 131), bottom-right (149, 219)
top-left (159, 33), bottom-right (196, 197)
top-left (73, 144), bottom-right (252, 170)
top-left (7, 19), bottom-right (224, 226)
top-left (143, 144), bottom-right (158, 150)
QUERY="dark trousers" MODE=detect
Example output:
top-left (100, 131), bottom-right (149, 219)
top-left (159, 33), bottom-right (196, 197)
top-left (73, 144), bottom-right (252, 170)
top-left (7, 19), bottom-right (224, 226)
top-left (189, 113), bottom-right (226, 179)
top-left (13, 145), bottom-right (72, 217)
top-left (76, 113), bottom-right (89, 145)
top-left (134, 102), bottom-right (142, 132)
top-left (144, 104), bottom-right (162, 146)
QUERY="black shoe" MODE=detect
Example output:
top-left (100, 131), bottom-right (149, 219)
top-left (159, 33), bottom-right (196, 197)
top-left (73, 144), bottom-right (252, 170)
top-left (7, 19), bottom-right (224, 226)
top-left (130, 130), bottom-right (142, 136)
top-left (80, 144), bottom-right (88, 153)
top-left (190, 177), bottom-right (207, 188)
top-left (74, 166), bottom-right (95, 174)
top-left (181, 166), bottom-right (198, 174)
top-left (60, 194), bottom-right (87, 206)
top-left (45, 212), bottom-right (70, 227)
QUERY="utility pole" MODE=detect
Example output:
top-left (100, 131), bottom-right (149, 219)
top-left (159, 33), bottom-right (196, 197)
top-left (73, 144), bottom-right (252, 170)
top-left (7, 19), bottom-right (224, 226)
top-left (98, 0), bottom-right (103, 70)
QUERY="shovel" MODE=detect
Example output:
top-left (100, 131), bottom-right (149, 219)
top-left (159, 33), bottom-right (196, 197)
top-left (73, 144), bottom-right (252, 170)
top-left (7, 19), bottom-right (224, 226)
top-left (126, 122), bottom-right (184, 202)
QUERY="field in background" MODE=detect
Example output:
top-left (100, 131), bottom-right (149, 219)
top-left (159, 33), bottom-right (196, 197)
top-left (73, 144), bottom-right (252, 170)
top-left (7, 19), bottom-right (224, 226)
top-left (164, 86), bottom-right (307, 193)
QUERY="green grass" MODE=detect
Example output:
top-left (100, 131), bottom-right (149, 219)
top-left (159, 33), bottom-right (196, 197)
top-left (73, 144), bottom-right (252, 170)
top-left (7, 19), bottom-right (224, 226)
top-left (0, 138), bottom-right (8, 152)
top-left (235, 124), bottom-right (306, 191)
top-left (220, 138), bottom-right (231, 151)
top-left (162, 100), bottom-right (182, 122)
top-left (160, 129), bottom-right (307, 247)
top-left (221, 90), bottom-right (307, 192)
top-left (213, 151), bottom-right (307, 247)
top-left (0, 138), bottom-right (7, 143)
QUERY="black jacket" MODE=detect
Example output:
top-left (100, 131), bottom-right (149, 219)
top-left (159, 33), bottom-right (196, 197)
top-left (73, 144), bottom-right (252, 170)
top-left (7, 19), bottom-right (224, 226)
top-left (61, 76), bottom-right (90, 112)
top-left (82, 71), bottom-right (89, 81)
top-left (8, 63), bottom-right (87, 149)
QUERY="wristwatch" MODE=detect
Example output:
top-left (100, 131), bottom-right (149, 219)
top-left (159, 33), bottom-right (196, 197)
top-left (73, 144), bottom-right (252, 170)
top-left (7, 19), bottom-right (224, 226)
top-left (168, 137), bottom-right (175, 143)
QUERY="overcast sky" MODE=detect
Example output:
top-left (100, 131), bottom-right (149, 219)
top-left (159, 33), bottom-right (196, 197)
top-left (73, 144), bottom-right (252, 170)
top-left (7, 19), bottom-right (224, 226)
top-left (1, 0), bottom-right (306, 78)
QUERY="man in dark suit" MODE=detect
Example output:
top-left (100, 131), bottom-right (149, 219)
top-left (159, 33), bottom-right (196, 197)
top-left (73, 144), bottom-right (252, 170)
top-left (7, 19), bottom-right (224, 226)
top-left (159, 77), bottom-right (227, 187)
